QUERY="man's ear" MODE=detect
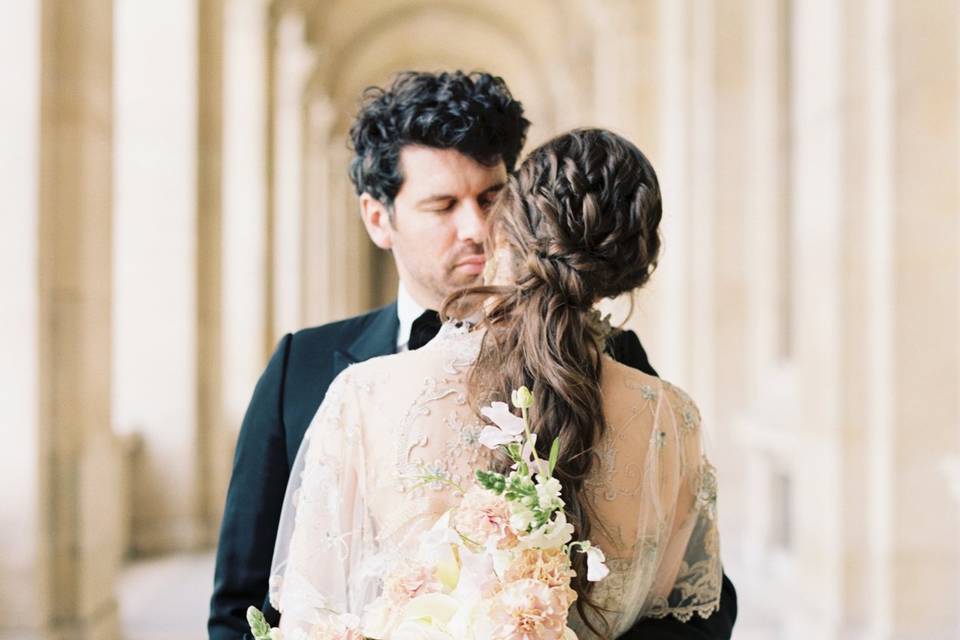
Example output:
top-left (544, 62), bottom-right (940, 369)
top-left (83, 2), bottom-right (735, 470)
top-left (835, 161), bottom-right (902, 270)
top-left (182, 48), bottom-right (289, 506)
top-left (359, 193), bottom-right (393, 250)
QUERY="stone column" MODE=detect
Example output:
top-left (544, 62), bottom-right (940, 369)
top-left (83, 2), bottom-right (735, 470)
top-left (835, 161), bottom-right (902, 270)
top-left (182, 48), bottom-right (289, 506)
top-left (22, 0), bottom-right (122, 637)
top-left (587, 0), bottom-right (660, 149)
top-left (222, 0), bottom-right (270, 438)
top-left (887, 0), bottom-right (960, 636)
top-left (113, 0), bottom-right (204, 553)
top-left (301, 94), bottom-right (337, 326)
top-left (729, 4), bottom-right (802, 635)
top-left (198, 0), bottom-right (226, 542)
top-left (834, 1), bottom-right (894, 636)
top-left (786, 1), bottom-right (847, 637)
top-left (339, 127), bottom-right (377, 317)
top-left (0, 0), bottom-right (45, 636)
top-left (301, 91), bottom-right (378, 324)
top-left (588, 0), bottom-right (666, 358)
top-left (270, 9), bottom-right (313, 338)
top-left (711, 0), bottom-right (752, 432)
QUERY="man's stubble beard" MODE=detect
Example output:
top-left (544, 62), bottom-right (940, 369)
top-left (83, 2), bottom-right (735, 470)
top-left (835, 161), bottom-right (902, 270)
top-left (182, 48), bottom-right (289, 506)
top-left (432, 244), bottom-right (485, 301)
top-left (398, 242), bottom-right (484, 307)
top-left (432, 268), bottom-right (482, 306)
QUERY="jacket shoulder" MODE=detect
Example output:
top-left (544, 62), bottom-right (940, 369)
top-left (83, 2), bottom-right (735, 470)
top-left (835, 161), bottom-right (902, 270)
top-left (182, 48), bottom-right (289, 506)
top-left (606, 328), bottom-right (658, 377)
top-left (289, 303), bottom-right (395, 352)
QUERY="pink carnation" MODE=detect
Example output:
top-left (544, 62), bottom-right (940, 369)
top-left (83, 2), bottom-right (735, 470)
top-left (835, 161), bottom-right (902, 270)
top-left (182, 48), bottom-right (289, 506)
top-left (502, 548), bottom-right (577, 607)
top-left (488, 578), bottom-right (571, 640)
top-left (305, 613), bottom-right (364, 640)
top-left (382, 559), bottom-right (443, 606)
top-left (451, 486), bottom-right (518, 550)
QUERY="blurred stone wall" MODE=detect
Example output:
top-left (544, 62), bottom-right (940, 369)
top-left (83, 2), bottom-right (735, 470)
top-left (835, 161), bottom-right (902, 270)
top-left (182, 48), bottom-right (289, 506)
top-left (1, 1), bottom-right (958, 638)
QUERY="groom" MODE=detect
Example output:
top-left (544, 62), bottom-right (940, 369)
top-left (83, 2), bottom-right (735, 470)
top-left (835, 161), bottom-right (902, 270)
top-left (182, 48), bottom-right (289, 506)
top-left (209, 70), bottom-right (737, 640)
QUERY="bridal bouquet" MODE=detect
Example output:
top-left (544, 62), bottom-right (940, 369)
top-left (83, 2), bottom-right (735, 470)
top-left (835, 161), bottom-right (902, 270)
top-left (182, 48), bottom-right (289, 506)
top-left (248, 386), bottom-right (608, 640)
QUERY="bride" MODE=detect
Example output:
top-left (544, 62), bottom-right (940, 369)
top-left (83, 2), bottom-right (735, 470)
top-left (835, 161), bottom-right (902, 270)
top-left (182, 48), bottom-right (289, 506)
top-left (268, 128), bottom-right (722, 639)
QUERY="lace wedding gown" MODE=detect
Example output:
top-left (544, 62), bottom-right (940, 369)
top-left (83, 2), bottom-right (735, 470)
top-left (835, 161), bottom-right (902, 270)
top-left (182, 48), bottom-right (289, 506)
top-left (270, 322), bottom-right (722, 638)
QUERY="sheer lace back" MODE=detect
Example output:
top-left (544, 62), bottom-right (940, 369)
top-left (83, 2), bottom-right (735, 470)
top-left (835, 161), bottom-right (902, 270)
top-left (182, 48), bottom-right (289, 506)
top-left (271, 322), bottom-right (721, 638)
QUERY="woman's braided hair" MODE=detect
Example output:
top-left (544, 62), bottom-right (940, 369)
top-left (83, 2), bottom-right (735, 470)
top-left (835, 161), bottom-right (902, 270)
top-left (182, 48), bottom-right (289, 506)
top-left (443, 128), bottom-right (662, 636)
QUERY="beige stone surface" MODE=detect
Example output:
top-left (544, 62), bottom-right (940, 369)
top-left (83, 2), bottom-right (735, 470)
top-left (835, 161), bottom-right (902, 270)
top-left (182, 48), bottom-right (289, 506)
top-left (113, 0), bottom-right (207, 555)
top-left (0, 1), bottom-right (43, 633)
top-left (889, 0), bottom-right (959, 633)
top-left (222, 0), bottom-right (270, 433)
top-left (1, 0), bottom-right (125, 637)
top-left (2, 1), bottom-right (959, 638)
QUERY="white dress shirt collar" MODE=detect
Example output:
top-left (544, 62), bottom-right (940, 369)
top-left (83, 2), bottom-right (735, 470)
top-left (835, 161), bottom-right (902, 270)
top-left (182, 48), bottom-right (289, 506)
top-left (396, 282), bottom-right (428, 351)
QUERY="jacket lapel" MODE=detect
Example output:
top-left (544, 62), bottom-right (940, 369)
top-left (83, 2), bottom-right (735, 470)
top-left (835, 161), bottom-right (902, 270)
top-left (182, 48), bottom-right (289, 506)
top-left (332, 302), bottom-right (399, 377)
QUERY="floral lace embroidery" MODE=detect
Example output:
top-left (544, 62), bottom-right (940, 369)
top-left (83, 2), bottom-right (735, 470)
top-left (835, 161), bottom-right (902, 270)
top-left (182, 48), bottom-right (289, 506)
top-left (443, 412), bottom-right (486, 463)
top-left (696, 458), bottom-right (718, 521)
top-left (396, 322), bottom-right (490, 496)
top-left (395, 375), bottom-right (465, 491)
top-left (585, 377), bottom-right (661, 501)
top-left (645, 458), bottom-right (722, 622)
top-left (645, 549), bottom-right (722, 622)
top-left (624, 376), bottom-right (660, 401)
top-left (663, 380), bottom-right (701, 434)
top-left (423, 319), bottom-right (483, 367)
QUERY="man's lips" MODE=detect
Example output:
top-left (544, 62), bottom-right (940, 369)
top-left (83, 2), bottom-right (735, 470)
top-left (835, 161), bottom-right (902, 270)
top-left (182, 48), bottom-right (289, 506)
top-left (456, 256), bottom-right (486, 274)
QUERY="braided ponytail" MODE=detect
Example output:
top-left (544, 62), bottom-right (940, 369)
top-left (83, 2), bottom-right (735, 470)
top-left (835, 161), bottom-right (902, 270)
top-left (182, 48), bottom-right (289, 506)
top-left (443, 129), bottom-right (662, 637)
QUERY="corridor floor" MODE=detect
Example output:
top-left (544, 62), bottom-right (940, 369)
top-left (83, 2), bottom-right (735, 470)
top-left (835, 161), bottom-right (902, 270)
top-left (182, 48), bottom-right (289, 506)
top-left (118, 551), bottom-right (215, 640)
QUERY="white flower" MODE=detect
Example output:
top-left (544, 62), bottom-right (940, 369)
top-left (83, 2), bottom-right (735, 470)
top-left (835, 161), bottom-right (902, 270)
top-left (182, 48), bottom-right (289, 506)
top-left (451, 546), bottom-right (499, 602)
top-left (361, 596), bottom-right (397, 639)
top-left (419, 512), bottom-right (461, 581)
top-left (369, 590), bottom-right (460, 638)
top-left (488, 546), bottom-right (515, 579)
top-left (339, 613), bottom-right (362, 629)
top-left (535, 475), bottom-right (564, 512)
top-left (392, 593), bottom-right (459, 639)
top-left (521, 432), bottom-right (540, 466)
top-left (520, 512), bottom-right (575, 550)
top-left (478, 402), bottom-right (524, 449)
top-left (584, 545), bottom-right (610, 582)
top-left (393, 619), bottom-right (455, 640)
top-left (508, 502), bottom-right (537, 533)
top-left (478, 425), bottom-right (521, 450)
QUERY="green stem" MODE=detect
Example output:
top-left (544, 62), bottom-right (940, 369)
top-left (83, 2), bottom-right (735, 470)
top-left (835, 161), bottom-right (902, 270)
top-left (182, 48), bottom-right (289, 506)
top-left (411, 472), bottom-right (467, 495)
top-left (521, 406), bottom-right (548, 477)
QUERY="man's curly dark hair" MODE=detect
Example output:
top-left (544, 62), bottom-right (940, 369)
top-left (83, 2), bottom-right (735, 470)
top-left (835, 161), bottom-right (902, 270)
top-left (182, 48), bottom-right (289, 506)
top-left (348, 70), bottom-right (530, 206)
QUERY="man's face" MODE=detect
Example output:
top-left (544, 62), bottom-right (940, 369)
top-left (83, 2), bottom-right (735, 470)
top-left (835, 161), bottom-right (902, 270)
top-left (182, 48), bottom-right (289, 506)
top-left (360, 146), bottom-right (507, 309)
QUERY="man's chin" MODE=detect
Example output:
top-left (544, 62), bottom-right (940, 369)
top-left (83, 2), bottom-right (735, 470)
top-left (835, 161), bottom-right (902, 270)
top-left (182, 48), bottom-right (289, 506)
top-left (450, 273), bottom-right (483, 287)
top-left (442, 273), bottom-right (483, 294)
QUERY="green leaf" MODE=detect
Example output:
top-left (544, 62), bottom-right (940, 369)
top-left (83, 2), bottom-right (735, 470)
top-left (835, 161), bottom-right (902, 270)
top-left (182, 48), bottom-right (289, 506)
top-left (246, 606), bottom-right (272, 640)
top-left (476, 469), bottom-right (506, 494)
top-left (548, 438), bottom-right (560, 476)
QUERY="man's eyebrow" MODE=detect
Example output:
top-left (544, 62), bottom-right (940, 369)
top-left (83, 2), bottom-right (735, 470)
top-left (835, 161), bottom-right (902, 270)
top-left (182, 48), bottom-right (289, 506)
top-left (414, 182), bottom-right (506, 207)
top-left (414, 193), bottom-right (457, 207)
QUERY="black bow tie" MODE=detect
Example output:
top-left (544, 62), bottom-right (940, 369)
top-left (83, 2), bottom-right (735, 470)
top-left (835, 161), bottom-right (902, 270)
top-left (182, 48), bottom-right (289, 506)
top-left (408, 309), bottom-right (442, 350)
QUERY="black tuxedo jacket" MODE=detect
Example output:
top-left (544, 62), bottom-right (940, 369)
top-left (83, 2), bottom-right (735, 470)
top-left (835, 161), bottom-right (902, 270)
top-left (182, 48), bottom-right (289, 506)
top-left (208, 302), bottom-right (737, 639)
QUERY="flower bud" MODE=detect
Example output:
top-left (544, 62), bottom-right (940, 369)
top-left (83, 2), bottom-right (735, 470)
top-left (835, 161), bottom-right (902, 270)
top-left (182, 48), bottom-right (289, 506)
top-left (511, 386), bottom-right (534, 409)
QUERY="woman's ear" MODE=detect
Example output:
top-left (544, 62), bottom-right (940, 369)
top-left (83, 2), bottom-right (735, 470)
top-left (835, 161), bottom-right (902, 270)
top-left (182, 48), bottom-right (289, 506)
top-left (359, 193), bottom-right (393, 250)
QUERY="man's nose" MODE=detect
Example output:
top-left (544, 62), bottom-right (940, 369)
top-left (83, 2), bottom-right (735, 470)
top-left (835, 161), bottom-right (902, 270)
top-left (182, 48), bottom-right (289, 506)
top-left (455, 200), bottom-right (487, 243)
